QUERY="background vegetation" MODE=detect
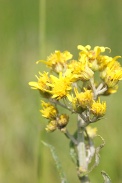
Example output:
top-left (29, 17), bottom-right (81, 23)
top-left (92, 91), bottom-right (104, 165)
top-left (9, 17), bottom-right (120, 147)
top-left (0, 0), bottom-right (122, 182)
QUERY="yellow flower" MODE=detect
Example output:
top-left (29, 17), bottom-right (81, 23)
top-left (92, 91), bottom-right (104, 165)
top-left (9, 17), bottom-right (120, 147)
top-left (98, 55), bottom-right (121, 71)
top-left (57, 114), bottom-right (69, 128)
top-left (67, 88), bottom-right (93, 111)
top-left (40, 101), bottom-right (58, 119)
top-left (45, 120), bottom-right (57, 132)
top-left (97, 55), bottom-right (113, 71)
top-left (68, 59), bottom-right (94, 81)
top-left (86, 126), bottom-right (97, 138)
top-left (28, 71), bottom-right (50, 92)
top-left (77, 45), bottom-right (110, 71)
top-left (91, 98), bottom-right (106, 116)
top-left (37, 50), bottom-right (73, 73)
top-left (100, 60), bottom-right (122, 88)
top-left (47, 72), bottom-right (72, 100)
top-left (74, 88), bottom-right (93, 109)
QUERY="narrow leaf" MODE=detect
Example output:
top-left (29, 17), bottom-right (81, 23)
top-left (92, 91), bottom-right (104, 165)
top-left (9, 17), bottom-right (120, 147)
top-left (69, 147), bottom-right (77, 165)
top-left (101, 171), bottom-right (111, 183)
top-left (42, 141), bottom-right (68, 183)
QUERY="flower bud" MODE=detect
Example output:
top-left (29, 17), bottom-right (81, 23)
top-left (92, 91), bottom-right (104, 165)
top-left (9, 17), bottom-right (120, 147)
top-left (45, 120), bottom-right (57, 132)
top-left (57, 114), bottom-right (69, 128)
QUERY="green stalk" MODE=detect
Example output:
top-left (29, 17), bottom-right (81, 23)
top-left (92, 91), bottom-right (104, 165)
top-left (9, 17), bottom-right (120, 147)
top-left (39, 0), bottom-right (46, 58)
top-left (37, 1), bottom-right (46, 182)
top-left (77, 115), bottom-right (90, 183)
top-left (77, 129), bottom-right (87, 171)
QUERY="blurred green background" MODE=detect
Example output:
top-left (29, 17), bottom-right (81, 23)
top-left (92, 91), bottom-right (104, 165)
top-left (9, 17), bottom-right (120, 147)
top-left (0, 0), bottom-right (122, 182)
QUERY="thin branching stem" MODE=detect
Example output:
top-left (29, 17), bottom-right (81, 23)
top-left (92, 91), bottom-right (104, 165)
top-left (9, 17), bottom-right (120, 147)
top-left (64, 129), bottom-right (78, 145)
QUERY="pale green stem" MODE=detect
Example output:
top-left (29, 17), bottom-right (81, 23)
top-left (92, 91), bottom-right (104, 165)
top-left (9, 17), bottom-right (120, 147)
top-left (96, 83), bottom-right (104, 91)
top-left (39, 0), bottom-right (46, 57)
top-left (77, 128), bottom-right (87, 170)
top-left (90, 78), bottom-right (107, 99)
top-left (97, 86), bottom-right (107, 95)
top-left (77, 115), bottom-right (90, 183)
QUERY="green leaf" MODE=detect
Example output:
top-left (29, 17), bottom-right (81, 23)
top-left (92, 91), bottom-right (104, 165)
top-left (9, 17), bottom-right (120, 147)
top-left (101, 171), bottom-right (111, 183)
top-left (69, 147), bottom-right (77, 165)
top-left (42, 141), bottom-right (68, 183)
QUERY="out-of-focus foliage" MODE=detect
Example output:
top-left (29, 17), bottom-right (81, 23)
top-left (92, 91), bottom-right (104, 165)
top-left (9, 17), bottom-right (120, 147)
top-left (0, 0), bottom-right (122, 183)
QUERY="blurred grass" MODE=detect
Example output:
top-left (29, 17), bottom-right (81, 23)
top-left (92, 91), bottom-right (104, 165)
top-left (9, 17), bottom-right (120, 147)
top-left (0, 0), bottom-right (122, 182)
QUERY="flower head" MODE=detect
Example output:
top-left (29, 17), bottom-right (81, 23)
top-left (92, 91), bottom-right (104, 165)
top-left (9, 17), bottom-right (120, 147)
top-left (91, 98), bottom-right (106, 116)
top-left (78, 45), bottom-right (110, 60)
top-left (47, 72), bottom-right (72, 100)
top-left (40, 101), bottom-right (58, 119)
top-left (68, 88), bottom-right (93, 110)
top-left (100, 60), bottom-right (122, 88)
top-left (97, 55), bottom-right (113, 71)
top-left (78, 45), bottom-right (111, 71)
top-left (57, 114), bottom-right (69, 128)
top-left (68, 60), bottom-right (94, 81)
top-left (38, 50), bottom-right (72, 73)
top-left (28, 71), bottom-right (51, 93)
top-left (45, 120), bottom-right (57, 132)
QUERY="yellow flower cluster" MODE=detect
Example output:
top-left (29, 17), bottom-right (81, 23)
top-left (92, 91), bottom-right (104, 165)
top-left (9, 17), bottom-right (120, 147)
top-left (29, 45), bottom-right (122, 131)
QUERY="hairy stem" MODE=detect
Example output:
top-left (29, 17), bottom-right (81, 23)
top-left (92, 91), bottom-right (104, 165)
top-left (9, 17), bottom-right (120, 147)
top-left (77, 115), bottom-right (91, 183)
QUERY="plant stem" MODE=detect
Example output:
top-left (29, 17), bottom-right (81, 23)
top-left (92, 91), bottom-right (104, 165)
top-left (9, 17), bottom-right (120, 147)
top-left (39, 0), bottom-right (46, 57)
top-left (77, 115), bottom-right (91, 183)
top-left (64, 129), bottom-right (78, 145)
top-left (77, 128), bottom-right (87, 171)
